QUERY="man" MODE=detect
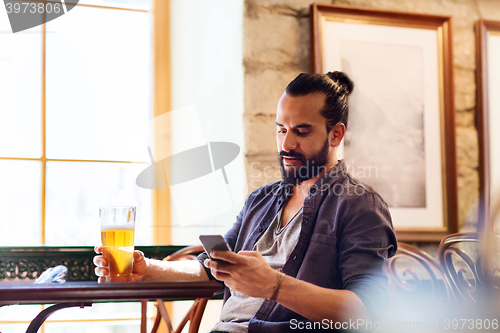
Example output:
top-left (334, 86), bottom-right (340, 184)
top-left (95, 72), bottom-right (397, 332)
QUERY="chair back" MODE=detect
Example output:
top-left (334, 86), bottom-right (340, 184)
top-left (388, 242), bottom-right (451, 306)
top-left (438, 232), bottom-right (486, 304)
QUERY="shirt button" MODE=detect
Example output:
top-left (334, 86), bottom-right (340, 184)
top-left (293, 256), bottom-right (297, 260)
top-left (304, 219), bottom-right (308, 224)
top-left (258, 227), bottom-right (262, 232)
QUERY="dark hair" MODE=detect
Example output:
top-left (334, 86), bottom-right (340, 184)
top-left (285, 71), bottom-right (354, 131)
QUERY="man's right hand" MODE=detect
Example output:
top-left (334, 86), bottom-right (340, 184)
top-left (93, 246), bottom-right (148, 282)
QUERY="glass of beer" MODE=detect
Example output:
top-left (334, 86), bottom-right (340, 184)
top-left (99, 206), bottom-right (136, 282)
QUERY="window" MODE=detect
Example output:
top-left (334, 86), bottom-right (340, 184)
top-left (1, 0), bottom-right (244, 330)
top-left (0, 0), bottom-right (168, 330)
top-left (0, 0), bottom-right (158, 247)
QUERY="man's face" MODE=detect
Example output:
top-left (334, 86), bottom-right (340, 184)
top-left (275, 92), bottom-right (332, 185)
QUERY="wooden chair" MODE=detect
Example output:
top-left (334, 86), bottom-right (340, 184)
top-left (148, 245), bottom-right (209, 333)
top-left (438, 232), bottom-right (482, 304)
top-left (438, 232), bottom-right (500, 305)
top-left (388, 242), bottom-right (451, 305)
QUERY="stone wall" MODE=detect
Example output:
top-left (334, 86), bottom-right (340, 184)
top-left (243, 0), bottom-right (500, 230)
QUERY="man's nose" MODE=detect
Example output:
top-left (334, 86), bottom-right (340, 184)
top-left (281, 132), bottom-right (298, 152)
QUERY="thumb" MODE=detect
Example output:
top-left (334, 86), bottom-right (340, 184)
top-left (133, 250), bottom-right (147, 275)
top-left (133, 250), bottom-right (144, 261)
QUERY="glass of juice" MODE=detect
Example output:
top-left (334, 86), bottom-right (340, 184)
top-left (99, 206), bottom-right (136, 282)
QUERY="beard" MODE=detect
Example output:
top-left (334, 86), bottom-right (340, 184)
top-left (278, 137), bottom-right (330, 186)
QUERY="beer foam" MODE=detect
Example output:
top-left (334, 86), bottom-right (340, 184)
top-left (100, 224), bottom-right (135, 231)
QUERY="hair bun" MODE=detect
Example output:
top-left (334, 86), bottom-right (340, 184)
top-left (326, 71), bottom-right (354, 95)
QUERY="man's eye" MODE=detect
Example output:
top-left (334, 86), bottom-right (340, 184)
top-left (277, 129), bottom-right (286, 134)
top-left (297, 131), bottom-right (309, 136)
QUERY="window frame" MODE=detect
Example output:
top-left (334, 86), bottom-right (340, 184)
top-left (0, 0), bottom-right (171, 246)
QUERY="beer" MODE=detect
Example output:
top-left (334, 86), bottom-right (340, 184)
top-left (101, 225), bottom-right (135, 277)
top-left (99, 206), bottom-right (136, 281)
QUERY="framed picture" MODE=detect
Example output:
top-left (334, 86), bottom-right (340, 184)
top-left (477, 20), bottom-right (500, 232)
top-left (311, 4), bottom-right (458, 241)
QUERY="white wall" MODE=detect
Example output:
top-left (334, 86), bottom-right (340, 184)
top-left (169, 0), bottom-right (244, 329)
top-left (169, 0), bottom-right (245, 244)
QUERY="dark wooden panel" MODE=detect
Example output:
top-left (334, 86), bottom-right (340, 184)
top-left (0, 246), bottom-right (190, 282)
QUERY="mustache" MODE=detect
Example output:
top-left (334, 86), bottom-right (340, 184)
top-left (279, 150), bottom-right (304, 159)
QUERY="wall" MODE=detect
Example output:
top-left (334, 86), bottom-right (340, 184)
top-left (243, 0), bottom-right (500, 230)
top-left (170, 0), bottom-right (245, 245)
top-left (169, 1), bottom-right (244, 329)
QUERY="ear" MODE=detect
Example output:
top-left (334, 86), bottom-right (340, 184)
top-left (329, 123), bottom-right (345, 148)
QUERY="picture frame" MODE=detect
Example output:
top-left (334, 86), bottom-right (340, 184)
top-left (311, 4), bottom-right (458, 241)
top-left (476, 20), bottom-right (500, 232)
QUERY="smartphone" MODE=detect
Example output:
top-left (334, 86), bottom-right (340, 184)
top-left (199, 234), bottom-right (231, 264)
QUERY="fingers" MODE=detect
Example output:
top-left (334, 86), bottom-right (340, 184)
top-left (205, 250), bottom-right (256, 273)
top-left (94, 245), bottom-right (103, 254)
top-left (95, 266), bottom-right (109, 278)
top-left (203, 258), bottom-right (230, 281)
top-left (203, 258), bottom-right (232, 273)
top-left (93, 252), bottom-right (108, 279)
top-left (95, 249), bottom-right (147, 282)
top-left (209, 269), bottom-right (230, 281)
top-left (210, 250), bottom-right (240, 264)
top-left (93, 255), bottom-right (107, 268)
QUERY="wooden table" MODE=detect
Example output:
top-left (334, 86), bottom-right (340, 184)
top-left (0, 281), bottom-right (221, 333)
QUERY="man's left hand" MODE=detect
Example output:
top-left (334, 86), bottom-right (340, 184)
top-left (204, 250), bottom-right (280, 299)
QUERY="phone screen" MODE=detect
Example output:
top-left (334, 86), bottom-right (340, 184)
top-left (199, 234), bottom-right (231, 263)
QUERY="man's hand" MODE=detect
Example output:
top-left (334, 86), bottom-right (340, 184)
top-left (204, 250), bottom-right (280, 299)
top-left (93, 246), bottom-right (147, 282)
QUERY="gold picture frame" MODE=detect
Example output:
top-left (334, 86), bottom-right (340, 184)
top-left (311, 4), bottom-right (458, 241)
top-left (477, 19), bottom-right (500, 232)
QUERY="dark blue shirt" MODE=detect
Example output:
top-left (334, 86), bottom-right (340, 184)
top-left (199, 160), bottom-right (397, 332)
